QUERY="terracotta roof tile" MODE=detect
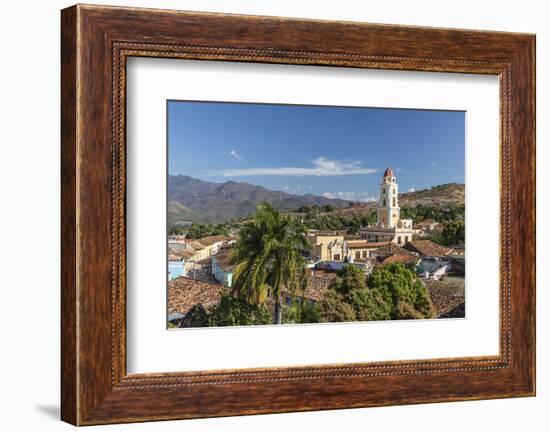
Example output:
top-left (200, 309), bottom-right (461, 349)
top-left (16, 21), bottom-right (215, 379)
top-left (212, 248), bottom-right (233, 271)
top-left (380, 254), bottom-right (420, 266)
top-left (168, 248), bottom-right (195, 260)
top-left (415, 219), bottom-right (438, 228)
top-left (346, 241), bottom-right (389, 249)
top-left (301, 269), bottom-right (337, 302)
top-left (168, 276), bottom-right (226, 315)
top-left (374, 242), bottom-right (413, 256)
top-left (404, 240), bottom-right (452, 257)
top-left (197, 235), bottom-right (227, 246)
top-left (187, 241), bottom-right (205, 251)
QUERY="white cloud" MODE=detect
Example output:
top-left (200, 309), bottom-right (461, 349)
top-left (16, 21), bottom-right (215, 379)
top-left (228, 149), bottom-right (242, 160)
top-left (322, 191), bottom-right (377, 202)
top-left (214, 157), bottom-right (377, 177)
top-left (278, 184), bottom-right (314, 195)
top-left (408, 188), bottom-right (416, 192)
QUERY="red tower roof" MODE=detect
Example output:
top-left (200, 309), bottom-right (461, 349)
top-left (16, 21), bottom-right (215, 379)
top-left (383, 168), bottom-right (394, 177)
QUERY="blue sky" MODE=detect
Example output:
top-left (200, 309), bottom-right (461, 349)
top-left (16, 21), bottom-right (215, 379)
top-left (168, 101), bottom-right (464, 202)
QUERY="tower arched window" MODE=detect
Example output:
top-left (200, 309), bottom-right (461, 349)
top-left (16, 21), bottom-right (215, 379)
top-left (383, 199), bottom-right (386, 206)
top-left (382, 188), bottom-right (385, 195)
top-left (393, 197), bottom-right (396, 206)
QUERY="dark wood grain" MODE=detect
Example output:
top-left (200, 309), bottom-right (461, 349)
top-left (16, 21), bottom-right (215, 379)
top-left (60, 5), bottom-right (78, 425)
top-left (61, 4), bottom-right (536, 425)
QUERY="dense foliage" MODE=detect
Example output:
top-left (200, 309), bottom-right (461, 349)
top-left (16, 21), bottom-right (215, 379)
top-left (168, 224), bottom-right (188, 236)
top-left (172, 203), bottom-right (464, 242)
top-left (299, 205), bottom-right (464, 234)
top-left (283, 300), bottom-right (321, 324)
top-left (183, 295), bottom-right (272, 327)
top-left (207, 295), bottom-right (272, 326)
top-left (441, 220), bottom-right (465, 245)
top-left (421, 220), bottom-right (465, 247)
top-left (319, 265), bottom-right (391, 322)
top-left (182, 264), bottom-right (435, 327)
top-left (400, 204), bottom-right (465, 224)
top-left (184, 223), bottom-right (229, 239)
top-left (368, 263), bottom-right (435, 319)
top-left (319, 264), bottom-right (435, 322)
top-left (302, 212), bottom-right (376, 232)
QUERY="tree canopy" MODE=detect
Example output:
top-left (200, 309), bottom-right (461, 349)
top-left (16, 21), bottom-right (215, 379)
top-left (185, 222), bottom-right (229, 239)
top-left (367, 263), bottom-right (435, 319)
top-left (441, 220), bottom-right (465, 246)
top-left (183, 295), bottom-right (272, 327)
top-left (319, 263), bottom-right (435, 322)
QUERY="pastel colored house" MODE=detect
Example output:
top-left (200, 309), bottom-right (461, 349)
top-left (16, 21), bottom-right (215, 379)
top-left (167, 249), bottom-right (195, 281)
top-left (188, 235), bottom-right (227, 262)
top-left (211, 248), bottom-right (234, 287)
top-left (168, 255), bottom-right (186, 281)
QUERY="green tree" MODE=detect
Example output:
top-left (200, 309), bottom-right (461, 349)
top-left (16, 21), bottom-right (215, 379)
top-left (180, 304), bottom-right (209, 327)
top-left (185, 222), bottom-right (229, 239)
top-left (283, 300), bottom-right (321, 324)
top-left (206, 295), bottom-right (272, 327)
top-left (168, 224), bottom-right (187, 235)
top-left (368, 263), bottom-right (435, 319)
top-left (319, 264), bottom-right (434, 322)
top-left (319, 265), bottom-right (392, 322)
top-left (350, 287), bottom-right (393, 321)
top-left (361, 211), bottom-right (377, 226)
top-left (231, 202), bottom-right (310, 324)
top-left (401, 204), bottom-right (465, 224)
top-left (330, 263), bottom-right (367, 294)
top-left (441, 220), bottom-right (465, 246)
top-left (319, 289), bottom-right (357, 322)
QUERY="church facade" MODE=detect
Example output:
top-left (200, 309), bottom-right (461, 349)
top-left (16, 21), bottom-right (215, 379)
top-left (359, 168), bottom-right (414, 246)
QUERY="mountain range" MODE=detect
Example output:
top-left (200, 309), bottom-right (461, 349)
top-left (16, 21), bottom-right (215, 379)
top-left (168, 175), bottom-right (349, 224)
top-left (168, 175), bottom-right (465, 225)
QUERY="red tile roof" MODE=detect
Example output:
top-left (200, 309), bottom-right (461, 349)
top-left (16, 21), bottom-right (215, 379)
top-left (187, 241), bottom-right (205, 251)
top-left (197, 235), bottom-right (227, 246)
top-left (380, 253), bottom-right (420, 266)
top-left (212, 248), bottom-right (233, 271)
top-left (346, 241), bottom-right (389, 249)
top-left (404, 240), bottom-right (452, 257)
top-left (168, 276), bottom-right (226, 315)
top-left (374, 242), bottom-right (414, 256)
top-left (168, 248), bottom-right (195, 260)
top-left (301, 269), bottom-right (337, 302)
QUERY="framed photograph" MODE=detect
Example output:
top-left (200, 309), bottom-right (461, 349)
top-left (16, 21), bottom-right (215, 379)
top-left (61, 4), bottom-right (535, 425)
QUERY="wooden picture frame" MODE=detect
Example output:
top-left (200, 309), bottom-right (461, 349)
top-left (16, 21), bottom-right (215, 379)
top-left (61, 4), bottom-right (535, 425)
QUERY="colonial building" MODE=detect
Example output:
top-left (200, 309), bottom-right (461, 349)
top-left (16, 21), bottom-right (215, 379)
top-left (308, 232), bottom-right (345, 261)
top-left (359, 168), bottom-right (414, 245)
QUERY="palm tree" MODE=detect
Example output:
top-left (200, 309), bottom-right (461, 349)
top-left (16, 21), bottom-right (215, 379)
top-left (230, 202), bottom-right (310, 324)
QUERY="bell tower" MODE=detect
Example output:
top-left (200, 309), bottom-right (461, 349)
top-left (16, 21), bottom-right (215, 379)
top-left (377, 168), bottom-right (400, 228)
